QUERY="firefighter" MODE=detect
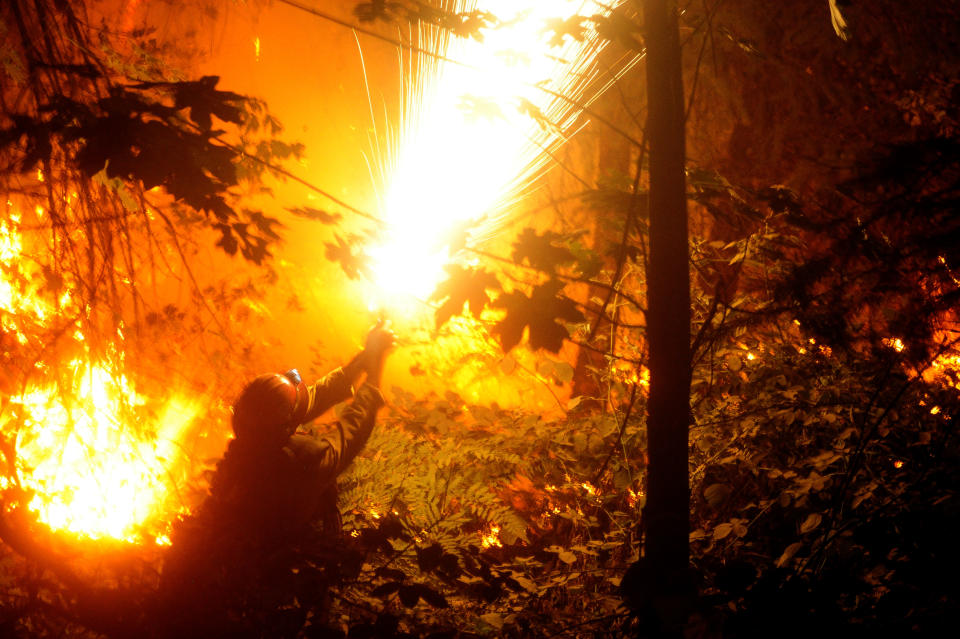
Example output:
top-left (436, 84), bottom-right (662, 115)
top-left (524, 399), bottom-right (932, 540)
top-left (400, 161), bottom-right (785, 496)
top-left (210, 319), bottom-right (396, 543)
top-left (159, 321), bottom-right (396, 637)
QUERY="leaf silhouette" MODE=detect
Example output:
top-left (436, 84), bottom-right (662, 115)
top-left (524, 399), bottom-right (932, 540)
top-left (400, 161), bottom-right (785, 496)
top-left (492, 280), bottom-right (584, 352)
top-left (458, 94), bottom-right (504, 123)
top-left (325, 234), bottom-right (370, 280)
top-left (517, 98), bottom-right (555, 131)
top-left (170, 75), bottom-right (244, 131)
top-left (591, 13), bottom-right (643, 50)
top-left (542, 15), bottom-right (587, 47)
top-left (512, 227), bottom-right (575, 272)
top-left (431, 265), bottom-right (501, 329)
top-left (398, 584), bottom-right (420, 607)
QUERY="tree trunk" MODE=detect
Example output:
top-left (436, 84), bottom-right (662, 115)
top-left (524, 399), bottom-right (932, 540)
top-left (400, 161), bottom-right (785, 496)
top-left (623, 0), bottom-right (691, 634)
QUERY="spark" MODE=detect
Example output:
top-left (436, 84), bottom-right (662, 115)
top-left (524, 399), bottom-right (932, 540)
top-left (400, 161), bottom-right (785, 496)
top-left (366, 1), bottom-right (629, 307)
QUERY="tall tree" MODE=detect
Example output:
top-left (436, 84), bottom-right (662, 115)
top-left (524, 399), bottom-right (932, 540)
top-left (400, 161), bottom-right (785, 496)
top-left (623, 0), bottom-right (691, 634)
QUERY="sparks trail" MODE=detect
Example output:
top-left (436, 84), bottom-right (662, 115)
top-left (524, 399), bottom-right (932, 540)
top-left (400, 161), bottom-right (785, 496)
top-left (348, 0), bottom-right (631, 308)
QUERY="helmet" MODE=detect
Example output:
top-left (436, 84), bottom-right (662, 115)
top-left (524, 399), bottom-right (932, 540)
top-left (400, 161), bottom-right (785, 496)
top-left (231, 369), bottom-right (308, 442)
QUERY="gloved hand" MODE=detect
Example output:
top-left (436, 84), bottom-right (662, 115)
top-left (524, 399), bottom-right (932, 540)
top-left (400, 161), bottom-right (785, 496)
top-left (362, 320), bottom-right (396, 386)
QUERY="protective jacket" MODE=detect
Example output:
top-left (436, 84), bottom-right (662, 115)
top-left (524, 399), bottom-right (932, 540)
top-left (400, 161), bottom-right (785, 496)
top-left (159, 368), bottom-right (384, 636)
top-left (207, 367), bottom-right (384, 543)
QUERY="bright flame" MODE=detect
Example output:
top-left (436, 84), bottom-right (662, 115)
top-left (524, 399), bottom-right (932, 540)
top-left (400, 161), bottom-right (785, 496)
top-left (883, 337), bottom-right (906, 353)
top-left (2, 208), bottom-right (200, 542)
top-left (927, 351), bottom-right (960, 390)
top-left (480, 523), bottom-right (502, 548)
top-left (367, 1), bottom-right (623, 307)
top-left (11, 359), bottom-right (199, 541)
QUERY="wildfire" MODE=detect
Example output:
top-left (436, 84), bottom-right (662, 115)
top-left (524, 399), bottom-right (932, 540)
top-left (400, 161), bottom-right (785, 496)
top-left (366, 1), bottom-right (626, 306)
top-left (2, 207), bottom-right (200, 542)
top-left (12, 358), bottom-right (198, 542)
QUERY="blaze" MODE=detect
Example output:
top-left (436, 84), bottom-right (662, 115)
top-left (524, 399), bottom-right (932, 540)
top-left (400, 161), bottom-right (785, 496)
top-left (12, 359), bottom-right (198, 542)
top-left (2, 206), bottom-right (199, 543)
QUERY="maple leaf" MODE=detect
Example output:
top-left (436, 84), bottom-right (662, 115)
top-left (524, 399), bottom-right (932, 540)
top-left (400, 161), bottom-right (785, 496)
top-left (757, 185), bottom-right (804, 216)
top-left (450, 10), bottom-right (495, 41)
top-left (214, 223), bottom-right (238, 256)
top-left (512, 227), bottom-right (575, 272)
top-left (496, 49), bottom-right (531, 67)
top-left (431, 265), bottom-right (501, 329)
top-left (325, 234), bottom-right (370, 280)
top-left (591, 13), bottom-right (643, 51)
top-left (517, 98), bottom-right (554, 131)
top-left (543, 15), bottom-right (587, 47)
top-left (492, 280), bottom-right (584, 352)
top-left (354, 0), bottom-right (403, 23)
top-left (132, 75), bottom-right (245, 131)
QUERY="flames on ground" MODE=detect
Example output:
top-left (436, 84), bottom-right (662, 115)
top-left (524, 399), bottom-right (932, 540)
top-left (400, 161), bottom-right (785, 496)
top-left (1, 200), bottom-right (201, 544)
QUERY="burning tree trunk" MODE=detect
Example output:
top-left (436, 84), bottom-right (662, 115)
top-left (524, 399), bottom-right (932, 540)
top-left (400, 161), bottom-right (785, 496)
top-left (622, 0), bottom-right (691, 634)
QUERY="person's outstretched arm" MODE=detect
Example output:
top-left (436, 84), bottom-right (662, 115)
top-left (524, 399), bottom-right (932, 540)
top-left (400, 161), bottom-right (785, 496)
top-left (292, 321), bottom-right (396, 477)
top-left (299, 321), bottom-right (394, 423)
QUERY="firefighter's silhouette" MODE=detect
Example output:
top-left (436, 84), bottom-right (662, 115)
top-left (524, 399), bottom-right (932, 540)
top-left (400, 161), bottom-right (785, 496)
top-left (159, 321), bottom-right (395, 637)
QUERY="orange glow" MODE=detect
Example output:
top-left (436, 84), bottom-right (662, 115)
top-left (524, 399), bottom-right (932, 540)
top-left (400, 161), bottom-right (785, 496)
top-left (480, 523), bottom-right (502, 549)
top-left (367, 1), bottom-right (624, 308)
top-left (883, 337), bottom-right (906, 353)
top-left (929, 352), bottom-right (960, 389)
top-left (2, 207), bottom-right (200, 542)
top-left (13, 358), bottom-right (199, 541)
